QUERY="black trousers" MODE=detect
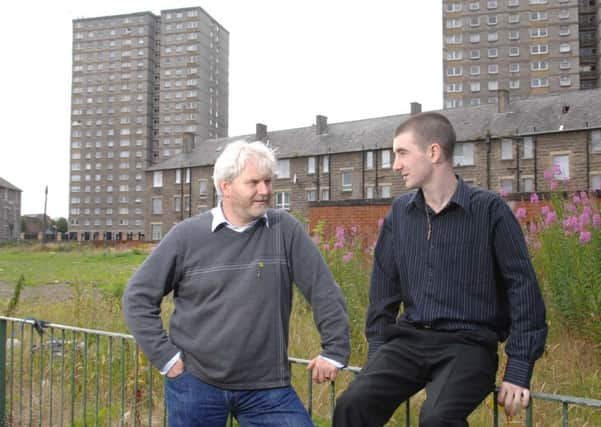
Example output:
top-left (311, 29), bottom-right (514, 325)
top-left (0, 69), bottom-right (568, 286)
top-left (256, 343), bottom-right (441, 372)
top-left (333, 323), bottom-right (498, 427)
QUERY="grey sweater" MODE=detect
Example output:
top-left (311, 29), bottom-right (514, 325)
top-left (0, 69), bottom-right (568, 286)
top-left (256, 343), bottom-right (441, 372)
top-left (122, 209), bottom-right (350, 390)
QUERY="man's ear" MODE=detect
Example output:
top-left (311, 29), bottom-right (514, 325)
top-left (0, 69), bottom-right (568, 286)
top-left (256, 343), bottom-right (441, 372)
top-left (430, 143), bottom-right (443, 163)
top-left (220, 180), bottom-right (230, 197)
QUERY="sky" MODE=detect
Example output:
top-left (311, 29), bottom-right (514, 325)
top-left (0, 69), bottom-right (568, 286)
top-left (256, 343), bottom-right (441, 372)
top-left (0, 1), bottom-right (442, 218)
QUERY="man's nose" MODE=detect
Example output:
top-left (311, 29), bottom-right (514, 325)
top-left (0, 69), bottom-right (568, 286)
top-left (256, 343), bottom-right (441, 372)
top-left (257, 181), bottom-right (271, 194)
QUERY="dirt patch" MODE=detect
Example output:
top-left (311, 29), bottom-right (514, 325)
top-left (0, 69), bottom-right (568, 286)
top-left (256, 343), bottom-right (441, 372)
top-left (0, 280), bottom-right (73, 302)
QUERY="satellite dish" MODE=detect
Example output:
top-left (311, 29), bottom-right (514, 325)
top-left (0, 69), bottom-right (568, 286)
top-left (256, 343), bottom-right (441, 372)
top-left (293, 174), bottom-right (297, 184)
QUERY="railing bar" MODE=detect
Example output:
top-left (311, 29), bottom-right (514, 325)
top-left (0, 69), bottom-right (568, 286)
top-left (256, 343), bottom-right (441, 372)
top-left (330, 381), bottom-right (335, 421)
top-left (493, 390), bottom-right (498, 427)
top-left (526, 397), bottom-right (533, 427)
top-left (0, 319), bottom-right (7, 427)
top-left (134, 344), bottom-right (140, 427)
top-left (405, 399), bottom-right (410, 427)
top-left (83, 333), bottom-right (88, 426)
top-left (28, 324), bottom-right (34, 427)
top-left (70, 331), bottom-right (76, 427)
top-left (148, 362), bottom-right (153, 426)
top-left (60, 329), bottom-right (66, 427)
top-left (8, 321), bottom-right (14, 426)
top-left (108, 336), bottom-right (113, 427)
top-left (95, 334), bottom-right (100, 426)
top-left (49, 329), bottom-right (54, 425)
top-left (18, 323), bottom-right (24, 426)
top-left (562, 402), bottom-right (569, 427)
top-left (38, 327), bottom-right (44, 427)
top-left (307, 369), bottom-right (313, 417)
top-left (120, 338), bottom-right (126, 427)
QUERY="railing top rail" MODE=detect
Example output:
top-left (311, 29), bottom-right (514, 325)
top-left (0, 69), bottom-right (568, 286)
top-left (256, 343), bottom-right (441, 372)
top-left (0, 316), bottom-right (133, 340)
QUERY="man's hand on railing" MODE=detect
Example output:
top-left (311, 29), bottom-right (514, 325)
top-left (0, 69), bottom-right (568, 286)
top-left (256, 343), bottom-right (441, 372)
top-left (497, 381), bottom-right (530, 417)
top-left (307, 356), bottom-right (339, 384)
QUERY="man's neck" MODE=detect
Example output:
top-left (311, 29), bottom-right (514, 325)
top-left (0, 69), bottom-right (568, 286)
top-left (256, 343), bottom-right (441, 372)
top-left (422, 171), bottom-right (458, 214)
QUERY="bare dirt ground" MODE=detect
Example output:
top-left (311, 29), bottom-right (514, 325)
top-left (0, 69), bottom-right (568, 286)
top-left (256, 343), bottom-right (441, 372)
top-left (0, 280), bottom-right (74, 302)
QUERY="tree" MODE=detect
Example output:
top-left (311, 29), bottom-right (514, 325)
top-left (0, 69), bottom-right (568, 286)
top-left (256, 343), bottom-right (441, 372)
top-left (53, 217), bottom-right (68, 233)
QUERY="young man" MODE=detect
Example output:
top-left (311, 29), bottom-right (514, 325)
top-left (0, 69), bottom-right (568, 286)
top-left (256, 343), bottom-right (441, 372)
top-left (123, 140), bottom-right (350, 426)
top-left (333, 112), bottom-right (547, 426)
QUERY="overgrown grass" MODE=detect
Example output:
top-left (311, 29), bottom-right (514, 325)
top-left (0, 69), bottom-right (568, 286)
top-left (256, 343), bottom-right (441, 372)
top-left (0, 220), bottom-right (600, 426)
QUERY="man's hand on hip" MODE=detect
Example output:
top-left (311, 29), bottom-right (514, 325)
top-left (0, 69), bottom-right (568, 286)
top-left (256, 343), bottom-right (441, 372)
top-left (497, 381), bottom-right (530, 417)
top-left (307, 356), bottom-right (339, 384)
top-left (166, 357), bottom-right (185, 379)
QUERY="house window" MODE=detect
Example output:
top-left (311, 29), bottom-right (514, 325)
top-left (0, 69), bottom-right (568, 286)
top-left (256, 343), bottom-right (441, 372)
top-left (470, 82), bottom-right (481, 92)
top-left (447, 66), bottom-right (463, 76)
top-left (529, 11), bottom-right (547, 21)
top-left (559, 76), bottom-right (572, 87)
top-left (510, 63), bottom-right (520, 73)
top-left (322, 156), bottom-right (329, 173)
top-left (531, 61), bottom-right (548, 71)
top-left (153, 171), bottom-right (163, 187)
top-left (152, 198), bottom-right (162, 215)
top-left (531, 78), bottom-right (549, 88)
top-left (509, 47), bottom-right (520, 57)
top-left (508, 14), bottom-right (520, 24)
top-left (470, 65), bottom-right (481, 75)
top-left (469, 2), bottom-right (480, 11)
top-left (275, 191), bottom-right (290, 209)
top-left (470, 33), bottom-right (481, 43)
top-left (470, 16), bottom-right (480, 27)
top-left (501, 139), bottom-right (513, 160)
top-left (591, 130), bottom-right (601, 152)
top-left (522, 176), bottom-right (535, 193)
top-left (470, 49), bottom-right (481, 59)
top-left (379, 184), bottom-right (392, 198)
top-left (523, 137), bottom-right (534, 159)
top-left (530, 28), bottom-right (548, 38)
top-left (321, 188), bottom-right (330, 201)
top-left (453, 143), bottom-right (474, 166)
top-left (559, 59), bottom-right (571, 70)
top-left (447, 50), bottom-right (463, 60)
top-left (552, 154), bottom-right (570, 180)
top-left (488, 48), bottom-right (498, 58)
top-left (306, 189), bottom-right (316, 201)
top-left (559, 25), bottom-right (570, 36)
top-left (591, 174), bottom-right (601, 190)
top-left (277, 159), bottom-right (290, 178)
top-left (488, 64), bottom-right (498, 74)
top-left (365, 186), bottom-right (374, 199)
top-left (488, 31), bottom-right (498, 41)
top-left (500, 178), bottom-right (514, 193)
top-left (530, 44), bottom-right (548, 55)
top-left (488, 80), bottom-right (499, 90)
top-left (199, 179), bottom-right (208, 197)
top-left (151, 224), bottom-right (162, 241)
top-left (509, 30), bottom-right (520, 40)
top-left (366, 151), bottom-right (374, 169)
top-left (307, 156), bottom-right (316, 174)
top-left (342, 170), bottom-right (353, 192)
top-left (559, 43), bottom-right (571, 53)
top-left (173, 196), bottom-right (181, 212)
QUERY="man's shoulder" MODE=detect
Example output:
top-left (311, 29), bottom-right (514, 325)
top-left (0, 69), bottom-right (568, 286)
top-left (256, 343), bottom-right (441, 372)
top-left (391, 191), bottom-right (418, 210)
top-left (266, 208), bottom-right (300, 229)
top-left (465, 184), bottom-right (505, 209)
top-left (171, 211), bottom-right (213, 235)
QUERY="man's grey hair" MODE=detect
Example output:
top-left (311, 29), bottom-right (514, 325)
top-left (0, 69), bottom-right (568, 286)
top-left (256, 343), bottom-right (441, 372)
top-left (213, 140), bottom-right (277, 197)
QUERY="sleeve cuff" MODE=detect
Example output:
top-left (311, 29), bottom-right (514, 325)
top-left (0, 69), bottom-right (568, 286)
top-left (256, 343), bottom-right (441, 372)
top-left (160, 352), bottom-right (181, 375)
top-left (318, 355), bottom-right (345, 369)
top-left (503, 357), bottom-right (534, 389)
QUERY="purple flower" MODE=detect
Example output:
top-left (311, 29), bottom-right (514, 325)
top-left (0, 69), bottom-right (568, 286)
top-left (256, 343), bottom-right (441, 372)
top-left (342, 251), bottom-right (353, 263)
top-left (541, 206), bottom-right (550, 216)
top-left (334, 241), bottom-right (344, 250)
top-left (350, 225), bottom-right (359, 236)
top-left (580, 191), bottom-right (589, 202)
top-left (593, 213), bottom-right (601, 229)
top-left (323, 244), bottom-right (330, 252)
top-left (529, 222), bottom-right (538, 234)
top-left (583, 206), bottom-right (593, 216)
top-left (572, 194), bottom-right (581, 204)
top-left (550, 180), bottom-right (559, 191)
top-left (515, 207), bottom-right (527, 220)
top-left (530, 193), bottom-right (540, 203)
top-left (566, 203), bottom-right (576, 214)
top-left (579, 212), bottom-right (590, 227)
top-left (579, 231), bottom-right (592, 244)
top-left (335, 226), bottom-right (345, 244)
top-left (545, 211), bottom-right (557, 225)
top-left (543, 169), bottom-right (553, 181)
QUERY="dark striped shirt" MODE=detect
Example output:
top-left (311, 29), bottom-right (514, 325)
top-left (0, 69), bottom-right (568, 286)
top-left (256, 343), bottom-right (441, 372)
top-left (366, 177), bottom-right (547, 388)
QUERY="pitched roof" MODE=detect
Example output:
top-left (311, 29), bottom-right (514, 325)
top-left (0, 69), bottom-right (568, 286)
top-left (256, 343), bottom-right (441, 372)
top-left (148, 88), bottom-right (601, 171)
top-left (0, 177), bottom-right (21, 192)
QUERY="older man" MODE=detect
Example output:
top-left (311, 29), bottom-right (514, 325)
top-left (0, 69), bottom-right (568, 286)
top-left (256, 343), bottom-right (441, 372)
top-left (123, 140), bottom-right (350, 426)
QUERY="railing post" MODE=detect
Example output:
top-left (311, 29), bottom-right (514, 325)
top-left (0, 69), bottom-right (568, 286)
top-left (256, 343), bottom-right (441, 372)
top-left (0, 319), bottom-right (6, 426)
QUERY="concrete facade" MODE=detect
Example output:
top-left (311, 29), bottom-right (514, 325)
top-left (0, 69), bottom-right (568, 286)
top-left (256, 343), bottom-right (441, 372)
top-left (68, 7), bottom-right (228, 241)
top-left (0, 178), bottom-right (22, 243)
top-left (442, 0), bottom-right (600, 108)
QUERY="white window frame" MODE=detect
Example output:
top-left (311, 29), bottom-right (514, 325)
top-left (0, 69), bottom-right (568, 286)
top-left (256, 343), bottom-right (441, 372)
top-left (552, 154), bottom-right (570, 180)
top-left (275, 191), bottom-right (290, 209)
top-left (341, 170), bottom-right (353, 192)
top-left (591, 130), bottom-right (601, 153)
top-left (453, 143), bottom-right (475, 166)
top-left (522, 176), bottom-right (535, 193)
top-left (277, 159), bottom-right (290, 179)
top-left (501, 139), bottom-right (513, 160)
top-left (522, 137), bottom-right (534, 159)
top-left (365, 151), bottom-right (374, 169)
top-left (153, 171), bottom-right (163, 188)
top-left (307, 156), bottom-right (316, 174)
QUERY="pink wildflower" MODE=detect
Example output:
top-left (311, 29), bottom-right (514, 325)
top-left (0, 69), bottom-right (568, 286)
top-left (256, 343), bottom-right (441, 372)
top-left (334, 241), bottom-right (344, 250)
top-left (530, 193), bottom-right (540, 203)
top-left (541, 206), bottom-right (550, 216)
top-left (543, 169), bottom-right (553, 181)
top-left (550, 180), bottom-right (559, 191)
top-left (350, 225), bottom-right (359, 236)
top-left (592, 213), bottom-right (601, 229)
top-left (572, 194), bottom-right (581, 204)
top-left (580, 191), bottom-right (589, 202)
top-left (515, 207), bottom-right (527, 220)
top-left (566, 203), bottom-right (576, 214)
top-left (529, 222), bottom-right (538, 234)
top-left (323, 244), bottom-right (330, 252)
top-left (579, 231), bottom-right (592, 244)
top-left (335, 226), bottom-right (345, 244)
top-left (578, 212), bottom-right (590, 227)
top-left (342, 252), bottom-right (353, 263)
top-left (545, 211), bottom-right (557, 225)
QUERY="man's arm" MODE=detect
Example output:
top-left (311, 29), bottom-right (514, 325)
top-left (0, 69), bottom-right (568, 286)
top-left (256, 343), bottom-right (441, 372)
top-left (492, 199), bottom-right (548, 407)
top-left (122, 227), bottom-right (183, 371)
top-left (365, 212), bottom-right (403, 359)
top-left (284, 214), bottom-right (351, 374)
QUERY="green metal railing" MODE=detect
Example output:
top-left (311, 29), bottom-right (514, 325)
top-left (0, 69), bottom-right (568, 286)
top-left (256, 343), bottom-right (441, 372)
top-left (0, 316), bottom-right (599, 426)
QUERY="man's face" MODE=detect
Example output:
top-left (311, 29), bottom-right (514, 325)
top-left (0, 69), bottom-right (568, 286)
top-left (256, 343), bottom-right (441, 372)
top-left (392, 131), bottom-right (434, 190)
top-left (221, 156), bottom-right (273, 226)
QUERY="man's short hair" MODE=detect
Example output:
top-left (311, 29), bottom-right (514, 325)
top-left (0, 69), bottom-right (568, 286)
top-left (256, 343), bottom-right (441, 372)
top-left (394, 112), bottom-right (456, 161)
top-left (213, 140), bottom-right (277, 197)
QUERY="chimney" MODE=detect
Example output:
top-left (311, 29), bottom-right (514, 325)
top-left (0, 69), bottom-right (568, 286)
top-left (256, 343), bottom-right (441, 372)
top-left (316, 115), bottom-right (328, 135)
top-left (410, 102), bottom-right (422, 115)
top-left (255, 123), bottom-right (267, 142)
top-left (497, 89), bottom-right (510, 113)
top-left (183, 132), bottom-right (195, 153)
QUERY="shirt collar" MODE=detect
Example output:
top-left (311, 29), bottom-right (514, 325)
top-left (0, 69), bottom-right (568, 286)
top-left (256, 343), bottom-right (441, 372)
top-left (210, 203), bottom-right (269, 232)
top-left (407, 175), bottom-right (472, 215)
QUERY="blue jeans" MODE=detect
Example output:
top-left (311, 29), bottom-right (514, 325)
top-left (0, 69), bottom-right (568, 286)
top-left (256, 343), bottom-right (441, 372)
top-left (165, 371), bottom-right (314, 427)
